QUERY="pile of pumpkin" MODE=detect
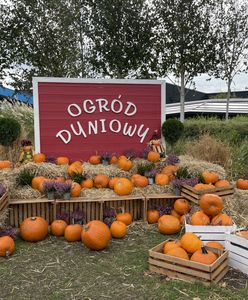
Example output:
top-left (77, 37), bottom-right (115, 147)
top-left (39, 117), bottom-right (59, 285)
top-left (0, 212), bottom-right (133, 258)
top-left (162, 232), bottom-right (224, 265)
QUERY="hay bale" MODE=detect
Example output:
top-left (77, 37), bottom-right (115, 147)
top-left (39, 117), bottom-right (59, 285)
top-left (10, 186), bottom-right (41, 200)
top-left (0, 208), bottom-right (9, 229)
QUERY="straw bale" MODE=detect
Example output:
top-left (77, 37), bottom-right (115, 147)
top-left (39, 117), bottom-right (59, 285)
top-left (10, 186), bottom-right (41, 200)
top-left (0, 208), bottom-right (9, 228)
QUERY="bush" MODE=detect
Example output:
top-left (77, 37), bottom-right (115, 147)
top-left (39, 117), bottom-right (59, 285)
top-left (162, 119), bottom-right (184, 146)
top-left (0, 117), bottom-right (21, 146)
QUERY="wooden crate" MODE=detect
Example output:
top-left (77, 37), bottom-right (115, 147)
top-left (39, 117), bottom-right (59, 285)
top-left (185, 221), bottom-right (236, 246)
top-left (0, 191), bottom-right (9, 217)
top-left (149, 240), bottom-right (229, 285)
top-left (9, 198), bottom-right (54, 227)
top-left (225, 232), bottom-right (248, 275)
top-left (181, 184), bottom-right (234, 204)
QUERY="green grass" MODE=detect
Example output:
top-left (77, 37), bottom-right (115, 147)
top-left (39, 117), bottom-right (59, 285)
top-left (0, 224), bottom-right (247, 300)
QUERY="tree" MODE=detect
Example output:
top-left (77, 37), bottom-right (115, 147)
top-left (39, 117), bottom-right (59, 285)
top-left (154, 0), bottom-right (216, 122)
top-left (210, 0), bottom-right (248, 121)
top-left (88, 0), bottom-right (155, 78)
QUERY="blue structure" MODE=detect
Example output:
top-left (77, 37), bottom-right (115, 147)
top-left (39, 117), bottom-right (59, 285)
top-left (0, 85), bottom-right (33, 105)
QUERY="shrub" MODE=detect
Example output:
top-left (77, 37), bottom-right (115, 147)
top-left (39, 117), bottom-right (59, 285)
top-left (0, 117), bottom-right (21, 146)
top-left (162, 119), bottom-right (184, 146)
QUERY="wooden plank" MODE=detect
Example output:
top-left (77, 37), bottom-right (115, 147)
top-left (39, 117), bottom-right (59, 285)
top-left (226, 243), bottom-right (248, 258)
top-left (180, 192), bottom-right (199, 204)
top-left (213, 266), bottom-right (229, 283)
top-left (9, 206), bottom-right (14, 226)
top-left (228, 258), bottom-right (248, 275)
top-left (14, 205), bottom-right (18, 227)
top-left (10, 198), bottom-right (53, 204)
top-left (210, 259), bottom-right (228, 279)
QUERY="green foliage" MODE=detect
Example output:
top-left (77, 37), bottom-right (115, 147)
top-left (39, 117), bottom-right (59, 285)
top-left (71, 173), bottom-right (86, 184)
top-left (175, 166), bottom-right (190, 179)
top-left (229, 139), bottom-right (248, 179)
top-left (16, 169), bottom-right (36, 186)
top-left (136, 162), bottom-right (155, 176)
top-left (162, 119), bottom-right (184, 146)
top-left (0, 117), bottom-right (21, 146)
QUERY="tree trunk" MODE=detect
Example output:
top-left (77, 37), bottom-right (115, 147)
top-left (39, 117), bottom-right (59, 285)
top-left (180, 69), bottom-right (185, 123)
top-left (225, 79), bottom-right (231, 121)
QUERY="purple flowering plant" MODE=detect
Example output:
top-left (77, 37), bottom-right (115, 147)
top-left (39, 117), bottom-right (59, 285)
top-left (0, 183), bottom-right (7, 197)
top-left (46, 156), bottom-right (56, 164)
top-left (172, 177), bottom-right (199, 189)
top-left (54, 181), bottom-right (72, 197)
top-left (0, 226), bottom-right (17, 240)
top-left (71, 208), bottom-right (85, 222)
top-left (101, 152), bottom-right (111, 162)
top-left (144, 169), bottom-right (157, 178)
top-left (43, 181), bottom-right (56, 193)
top-left (123, 149), bottom-right (137, 160)
top-left (157, 205), bottom-right (172, 216)
top-left (103, 207), bottom-right (116, 227)
top-left (56, 211), bottom-right (69, 222)
top-left (165, 154), bottom-right (180, 166)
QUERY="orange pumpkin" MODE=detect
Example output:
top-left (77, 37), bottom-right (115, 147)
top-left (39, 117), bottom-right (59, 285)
top-left (180, 214), bottom-right (185, 224)
top-left (31, 176), bottom-right (46, 191)
top-left (171, 209), bottom-right (181, 219)
top-left (161, 165), bottom-right (178, 175)
top-left (38, 178), bottom-right (53, 193)
top-left (236, 179), bottom-right (248, 190)
top-left (199, 194), bottom-right (223, 217)
top-left (133, 175), bottom-right (148, 188)
top-left (202, 171), bottom-right (219, 184)
top-left (81, 178), bottom-right (94, 189)
top-left (147, 210), bottom-right (160, 224)
top-left (0, 160), bottom-right (12, 169)
top-left (118, 158), bottom-right (133, 171)
top-left (89, 155), bottom-right (101, 165)
top-left (81, 220), bottom-right (111, 250)
top-left (0, 236), bottom-right (15, 257)
top-left (190, 247), bottom-right (217, 265)
top-left (118, 155), bottom-right (127, 160)
top-left (180, 232), bottom-right (203, 254)
top-left (155, 174), bottom-right (170, 186)
top-left (211, 214), bottom-right (233, 226)
top-left (131, 174), bottom-right (141, 184)
top-left (109, 155), bottom-right (118, 164)
top-left (64, 224), bottom-right (82, 242)
top-left (194, 183), bottom-right (215, 190)
top-left (55, 177), bottom-right (66, 183)
top-left (116, 212), bottom-right (132, 225)
top-left (67, 162), bottom-right (83, 176)
top-left (205, 241), bottom-right (224, 251)
top-left (173, 199), bottom-right (190, 215)
top-left (94, 174), bottom-right (109, 188)
top-left (114, 178), bottom-right (133, 196)
top-left (158, 215), bottom-right (181, 235)
top-left (163, 240), bottom-right (182, 254)
top-left (215, 180), bottom-right (230, 188)
top-left (108, 177), bottom-right (120, 189)
top-left (191, 211), bottom-right (210, 226)
top-left (236, 230), bottom-right (248, 239)
top-left (147, 151), bottom-right (160, 163)
top-left (50, 220), bottom-right (68, 236)
top-left (56, 156), bottom-right (69, 165)
top-left (33, 153), bottom-right (46, 163)
top-left (166, 247), bottom-right (189, 260)
top-left (71, 182), bottom-right (82, 197)
top-left (20, 216), bottom-right (48, 242)
top-left (110, 221), bottom-right (127, 238)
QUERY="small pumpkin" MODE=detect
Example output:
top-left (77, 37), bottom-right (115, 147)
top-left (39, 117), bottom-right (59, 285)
top-left (202, 171), bottom-right (219, 184)
top-left (173, 199), bottom-right (190, 215)
top-left (116, 212), bottom-right (132, 225)
top-left (158, 215), bottom-right (181, 235)
top-left (180, 214), bottom-right (185, 225)
top-left (236, 179), bottom-right (248, 190)
top-left (20, 216), bottom-right (48, 242)
top-left (67, 162), bottom-right (83, 176)
top-left (147, 210), bottom-right (160, 224)
top-left (50, 220), bottom-right (68, 236)
top-left (199, 194), bottom-right (223, 217)
top-left (81, 179), bottom-right (94, 189)
top-left (147, 151), bottom-right (160, 163)
top-left (110, 221), bottom-right (127, 238)
top-left (215, 180), bottom-right (230, 188)
top-left (114, 178), bottom-right (133, 196)
top-left (163, 240), bottom-right (182, 254)
top-left (166, 247), bottom-right (189, 260)
top-left (191, 211), bottom-right (210, 226)
top-left (211, 213), bottom-right (233, 226)
top-left (194, 183), bottom-right (215, 190)
top-left (118, 158), bottom-right (133, 171)
top-left (171, 209), bottom-right (181, 219)
top-left (161, 165), bottom-right (178, 175)
top-left (109, 155), bottom-right (118, 164)
top-left (64, 224), bottom-right (82, 242)
top-left (71, 182), bottom-right (82, 197)
top-left (89, 155), bottom-right (101, 165)
top-left (180, 232), bottom-right (203, 254)
top-left (133, 175), bottom-right (148, 188)
top-left (131, 174), bottom-right (141, 184)
top-left (55, 176), bottom-right (66, 183)
top-left (190, 247), bottom-right (217, 265)
top-left (205, 241), bottom-right (224, 251)
top-left (0, 160), bottom-right (12, 169)
top-left (81, 220), bottom-right (111, 250)
top-left (155, 174), bottom-right (170, 186)
top-left (0, 236), bottom-right (15, 257)
top-left (31, 176), bottom-right (46, 190)
top-left (56, 156), bottom-right (69, 165)
top-left (94, 174), bottom-right (109, 188)
top-left (108, 177), bottom-right (120, 189)
top-left (236, 230), bottom-right (248, 239)
top-left (33, 153), bottom-right (46, 163)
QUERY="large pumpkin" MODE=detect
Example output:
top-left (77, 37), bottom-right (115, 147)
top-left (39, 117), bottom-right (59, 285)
top-left (116, 212), bottom-right (132, 225)
top-left (147, 210), bottom-right (160, 224)
top-left (180, 232), bottom-right (203, 253)
top-left (199, 194), bottom-right (223, 217)
top-left (64, 224), bottom-right (82, 242)
top-left (191, 211), bottom-right (210, 226)
top-left (94, 174), bottom-right (109, 188)
top-left (81, 179), bottom-right (94, 189)
top-left (81, 220), bottom-right (111, 250)
top-left (50, 220), bottom-right (68, 236)
top-left (71, 182), bottom-right (82, 197)
top-left (133, 175), bottom-right (148, 188)
top-left (118, 158), bottom-right (133, 171)
top-left (67, 162), bottom-right (83, 176)
top-left (173, 199), bottom-right (190, 215)
top-left (110, 221), bottom-right (127, 238)
top-left (114, 178), bottom-right (133, 196)
top-left (236, 179), bottom-right (248, 190)
top-left (205, 241), bottom-right (224, 251)
top-left (0, 236), bottom-right (15, 257)
top-left (166, 247), bottom-right (189, 260)
top-left (89, 155), bottom-right (101, 165)
top-left (155, 174), bottom-right (170, 186)
top-left (20, 217), bottom-right (48, 242)
top-left (56, 156), bottom-right (69, 165)
top-left (0, 160), bottom-right (12, 169)
top-left (211, 213), bottom-right (233, 226)
top-left (31, 176), bottom-right (46, 191)
top-left (147, 151), bottom-right (160, 163)
top-left (158, 215), bottom-right (181, 235)
top-left (33, 153), bottom-right (46, 163)
top-left (202, 171), bottom-right (219, 184)
top-left (190, 247), bottom-right (217, 265)
top-left (163, 240), bottom-right (182, 254)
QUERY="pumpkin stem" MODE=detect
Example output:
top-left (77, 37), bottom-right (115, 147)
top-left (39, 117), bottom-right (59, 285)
top-left (5, 250), bottom-right (9, 258)
top-left (31, 217), bottom-right (37, 221)
top-left (201, 246), bottom-right (208, 254)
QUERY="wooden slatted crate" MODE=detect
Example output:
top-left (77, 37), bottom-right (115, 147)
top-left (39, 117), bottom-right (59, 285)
top-left (9, 198), bottom-right (54, 227)
top-left (149, 240), bottom-right (229, 285)
top-left (181, 184), bottom-right (234, 204)
top-left (225, 232), bottom-right (248, 275)
top-left (0, 191), bottom-right (9, 218)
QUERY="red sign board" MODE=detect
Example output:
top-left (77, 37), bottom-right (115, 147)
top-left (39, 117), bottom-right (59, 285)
top-left (33, 78), bottom-right (165, 161)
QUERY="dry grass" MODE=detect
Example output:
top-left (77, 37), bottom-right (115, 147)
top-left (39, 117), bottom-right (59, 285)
top-left (185, 134), bottom-right (231, 168)
top-left (0, 208), bottom-right (9, 228)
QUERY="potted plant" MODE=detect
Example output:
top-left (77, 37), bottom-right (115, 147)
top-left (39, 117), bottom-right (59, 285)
top-left (103, 207), bottom-right (116, 227)
top-left (101, 152), bottom-right (111, 165)
top-left (171, 177), bottom-right (199, 196)
top-left (71, 208), bottom-right (85, 225)
top-left (144, 169), bottom-right (157, 184)
top-left (56, 211), bottom-right (69, 223)
top-left (54, 181), bottom-right (72, 200)
top-left (43, 181), bottom-right (56, 200)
